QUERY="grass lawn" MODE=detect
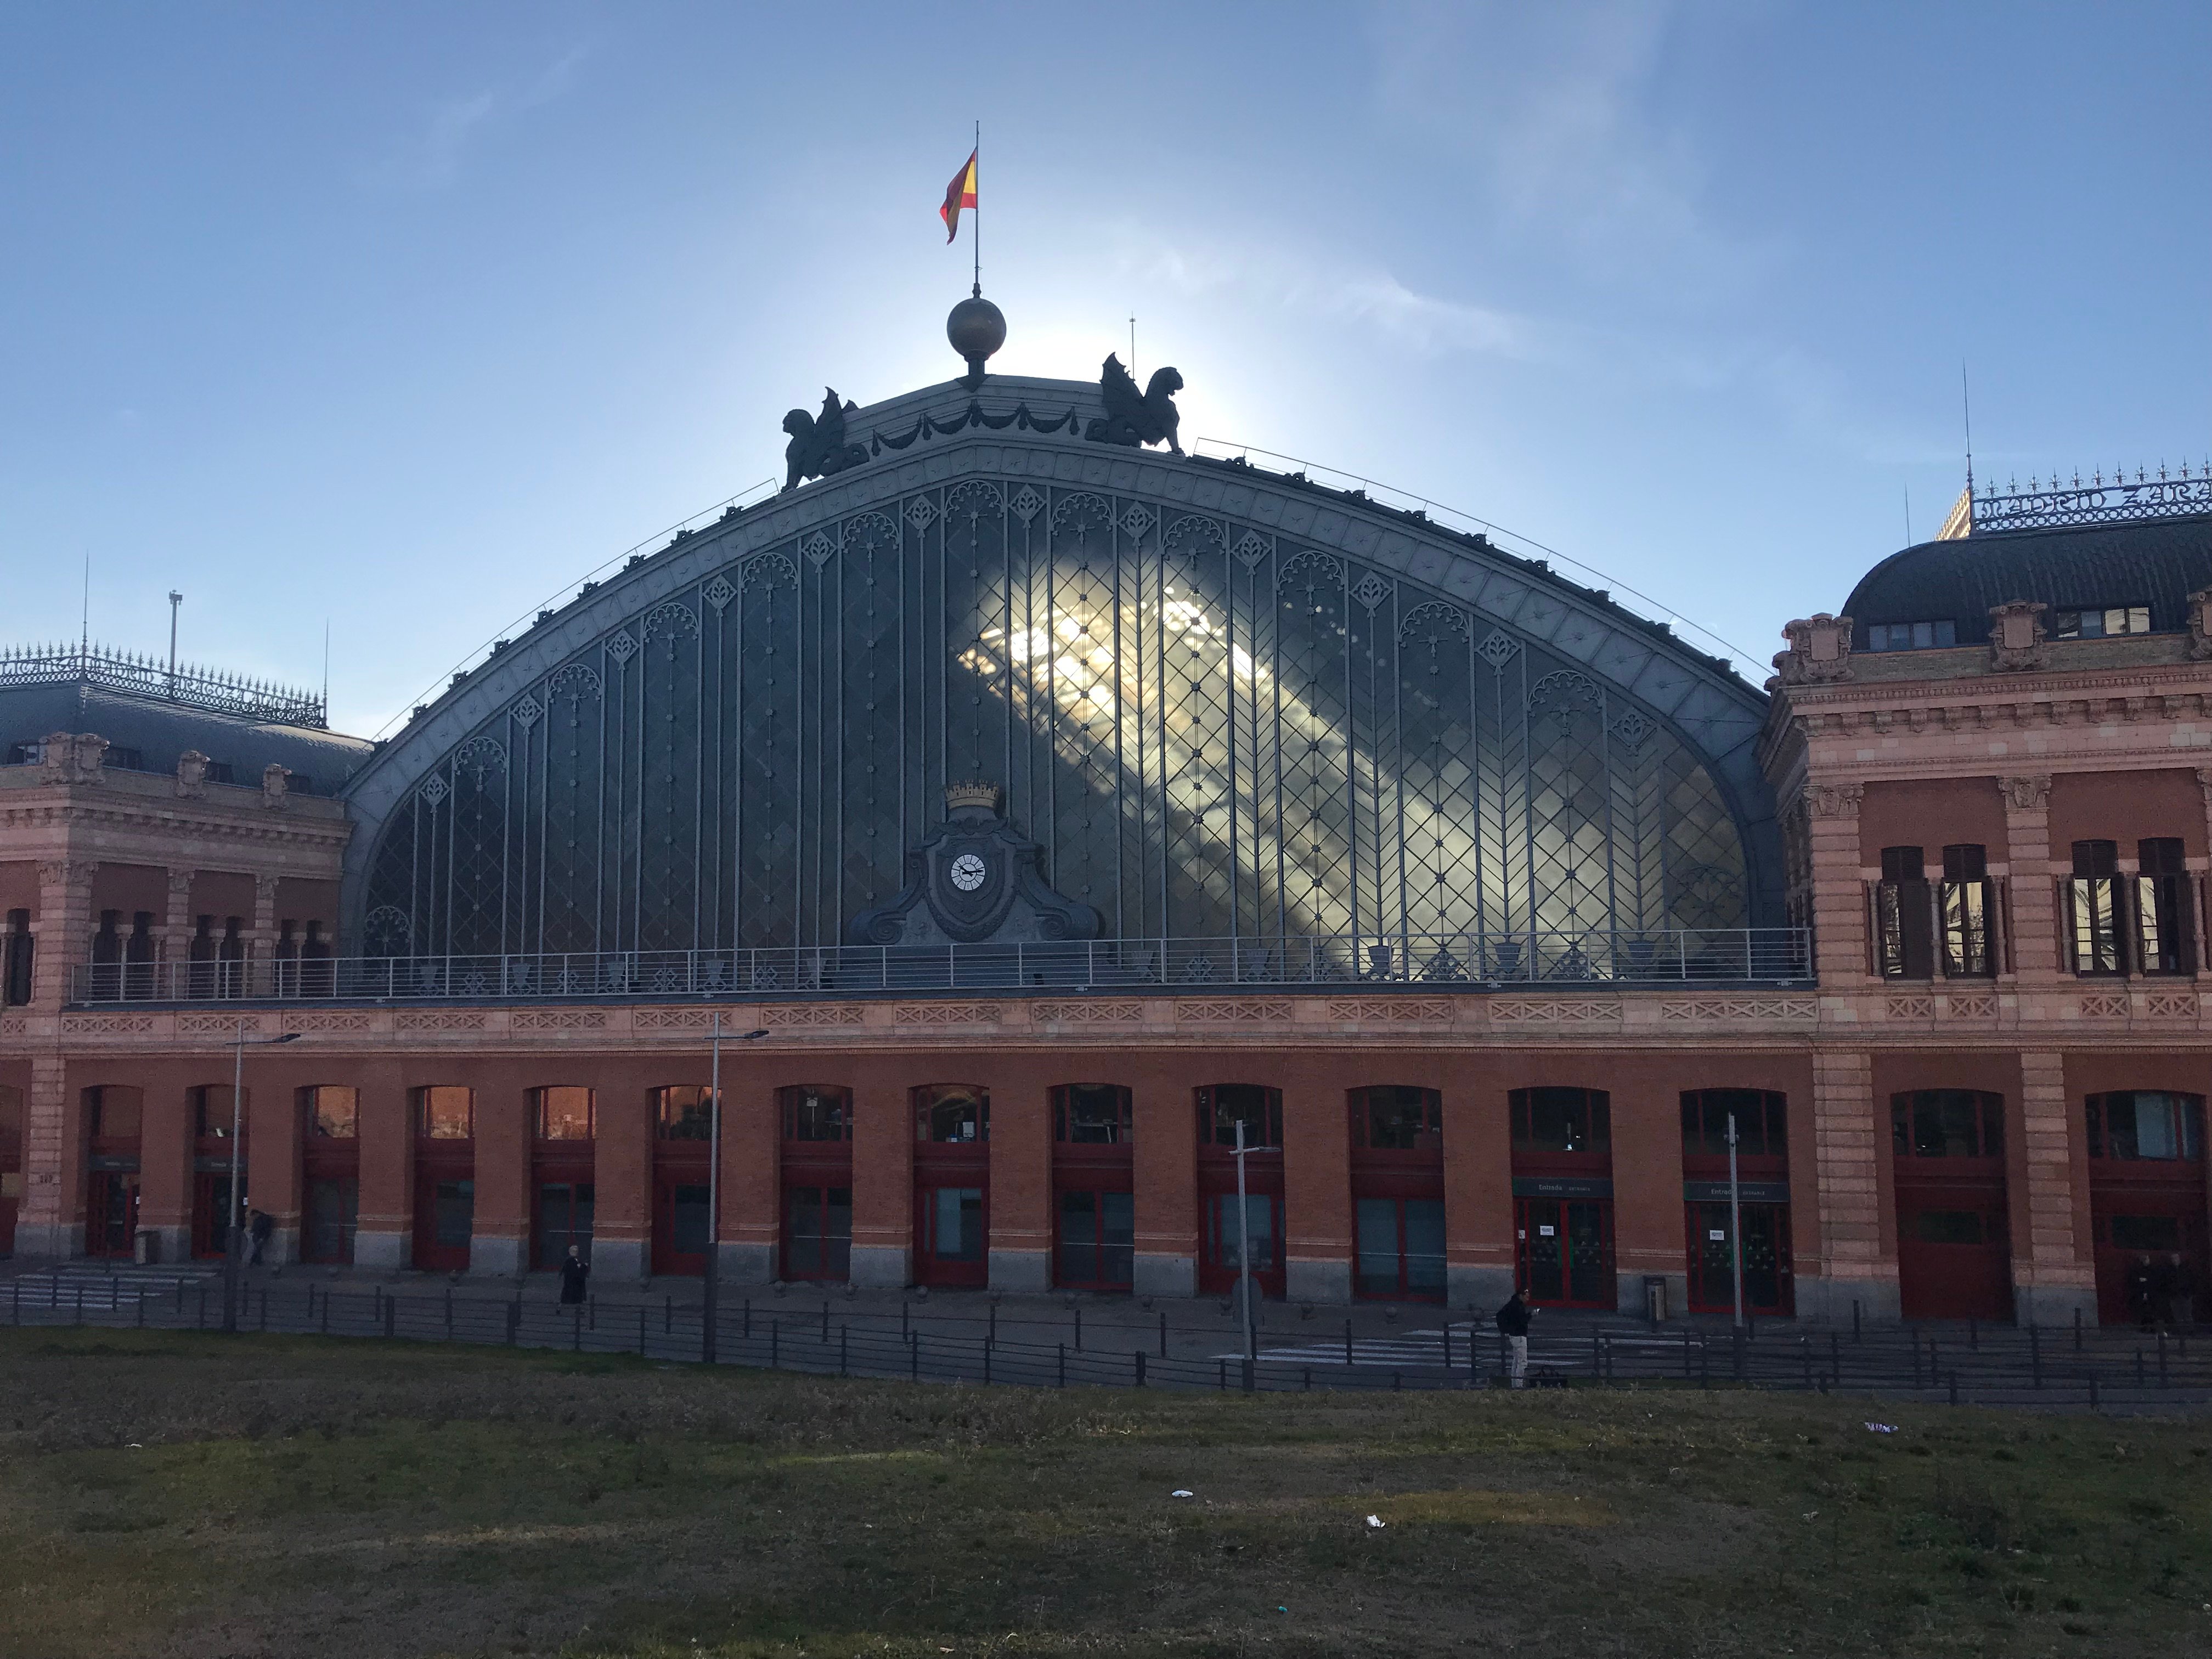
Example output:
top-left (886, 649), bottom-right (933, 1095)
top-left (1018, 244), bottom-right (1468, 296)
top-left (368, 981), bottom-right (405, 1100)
top-left (1, 1330), bottom-right (2208, 1658)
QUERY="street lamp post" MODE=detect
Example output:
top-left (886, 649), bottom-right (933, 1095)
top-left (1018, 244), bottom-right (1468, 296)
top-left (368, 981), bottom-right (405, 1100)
top-left (702, 1013), bottom-right (769, 1364)
top-left (1233, 1118), bottom-right (1257, 1365)
top-left (224, 1019), bottom-right (301, 1334)
top-left (1726, 1110), bottom-right (1745, 1331)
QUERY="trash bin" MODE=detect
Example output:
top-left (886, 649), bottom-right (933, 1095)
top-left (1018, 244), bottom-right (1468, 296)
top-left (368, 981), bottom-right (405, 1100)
top-left (134, 1228), bottom-right (159, 1266)
top-left (1643, 1274), bottom-right (1667, 1323)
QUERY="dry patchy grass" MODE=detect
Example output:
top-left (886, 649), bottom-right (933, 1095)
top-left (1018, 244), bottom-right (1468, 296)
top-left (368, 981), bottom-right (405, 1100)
top-left (1, 1329), bottom-right (2208, 1658)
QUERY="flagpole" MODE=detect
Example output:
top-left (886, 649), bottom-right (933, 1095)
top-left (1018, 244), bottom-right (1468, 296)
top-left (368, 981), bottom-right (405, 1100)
top-left (972, 119), bottom-right (981, 297)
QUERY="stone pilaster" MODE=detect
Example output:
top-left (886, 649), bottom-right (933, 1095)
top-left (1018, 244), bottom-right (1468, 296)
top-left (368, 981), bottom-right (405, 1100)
top-left (11, 1053), bottom-right (80, 1259)
top-left (1798, 1048), bottom-right (1899, 1322)
top-left (30, 860), bottom-right (96, 1009)
top-left (159, 870), bottom-right (196, 986)
top-left (2011, 1051), bottom-right (2096, 1325)
top-left (249, 874), bottom-right (280, 998)
top-left (1999, 775), bottom-right (2058, 980)
top-left (1803, 785), bottom-right (1866, 983)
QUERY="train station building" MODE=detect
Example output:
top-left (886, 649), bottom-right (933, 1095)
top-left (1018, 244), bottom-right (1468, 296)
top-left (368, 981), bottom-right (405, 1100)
top-left (2, 312), bottom-right (2207, 1328)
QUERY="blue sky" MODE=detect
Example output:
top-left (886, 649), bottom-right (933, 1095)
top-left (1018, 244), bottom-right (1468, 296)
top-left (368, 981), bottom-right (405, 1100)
top-left (3, 2), bottom-right (2205, 736)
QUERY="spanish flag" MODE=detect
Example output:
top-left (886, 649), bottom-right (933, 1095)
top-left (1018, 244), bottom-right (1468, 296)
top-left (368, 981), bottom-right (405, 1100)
top-left (940, 149), bottom-right (978, 243)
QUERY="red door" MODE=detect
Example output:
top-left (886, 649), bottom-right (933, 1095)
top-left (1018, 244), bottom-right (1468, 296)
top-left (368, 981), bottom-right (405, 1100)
top-left (1516, 1197), bottom-right (1614, 1307)
top-left (85, 1171), bottom-right (139, 1257)
top-left (2092, 1203), bottom-right (2209, 1327)
top-left (1684, 1201), bottom-right (1795, 1314)
top-left (1895, 1186), bottom-right (2011, 1320)
top-left (915, 1178), bottom-right (988, 1287)
top-left (413, 1165), bottom-right (473, 1271)
top-left (1199, 1188), bottom-right (1284, 1299)
top-left (652, 1164), bottom-right (710, 1276)
top-left (193, 1172), bottom-right (241, 1260)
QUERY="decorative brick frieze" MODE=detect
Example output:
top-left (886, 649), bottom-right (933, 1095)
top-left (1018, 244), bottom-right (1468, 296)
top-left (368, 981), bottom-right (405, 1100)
top-left (2076, 993), bottom-right (2129, 1020)
top-left (1174, 999), bottom-right (1294, 1024)
top-left (59, 1014), bottom-right (156, 1037)
top-left (764, 1004), bottom-right (865, 1027)
top-left (1489, 998), bottom-right (1619, 1025)
top-left (632, 1008), bottom-right (715, 1031)
top-left (1884, 995), bottom-right (1934, 1022)
top-left (2140, 991), bottom-right (2198, 1020)
top-left (1324, 997), bottom-right (1453, 1022)
top-left (510, 1009), bottom-right (608, 1032)
top-left (394, 1009), bottom-right (488, 1032)
top-left (178, 1013), bottom-right (269, 1038)
top-left (284, 1011), bottom-right (374, 1034)
top-left (1031, 1001), bottom-right (1145, 1024)
top-left (1944, 993), bottom-right (1999, 1020)
top-left (893, 1002), bottom-right (1001, 1026)
top-left (1656, 996), bottom-right (1818, 1023)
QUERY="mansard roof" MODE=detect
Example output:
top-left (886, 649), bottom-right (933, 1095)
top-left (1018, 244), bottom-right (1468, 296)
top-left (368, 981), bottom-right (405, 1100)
top-left (1843, 511), bottom-right (2212, 649)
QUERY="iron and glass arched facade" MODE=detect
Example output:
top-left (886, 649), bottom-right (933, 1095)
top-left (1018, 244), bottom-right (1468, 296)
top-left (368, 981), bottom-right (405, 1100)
top-left (345, 392), bottom-right (1781, 974)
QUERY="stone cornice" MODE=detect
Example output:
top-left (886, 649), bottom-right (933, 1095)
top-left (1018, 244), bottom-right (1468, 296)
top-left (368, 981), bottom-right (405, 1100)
top-left (0, 793), bottom-right (351, 853)
top-left (3, 984), bottom-right (2202, 1057)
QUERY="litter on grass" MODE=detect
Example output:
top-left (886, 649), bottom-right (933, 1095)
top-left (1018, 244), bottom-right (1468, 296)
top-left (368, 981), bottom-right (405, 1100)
top-left (1366, 1515), bottom-right (1386, 1528)
top-left (1170, 1489), bottom-right (1194, 1499)
top-left (1864, 1423), bottom-right (1898, 1434)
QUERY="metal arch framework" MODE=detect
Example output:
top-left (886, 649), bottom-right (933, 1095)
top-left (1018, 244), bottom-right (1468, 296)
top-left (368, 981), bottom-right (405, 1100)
top-left (341, 427), bottom-right (1781, 966)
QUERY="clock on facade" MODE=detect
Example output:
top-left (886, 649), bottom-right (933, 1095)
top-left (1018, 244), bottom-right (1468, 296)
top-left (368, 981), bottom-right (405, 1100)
top-left (948, 853), bottom-right (988, 892)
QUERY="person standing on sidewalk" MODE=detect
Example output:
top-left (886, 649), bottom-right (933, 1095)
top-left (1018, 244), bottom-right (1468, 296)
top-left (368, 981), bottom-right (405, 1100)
top-left (558, 1245), bottom-right (590, 1305)
top-left (2160, 1251), bottom-right (2196, 1331)
top-left (1495, 1288), bottom-right (1533, 1389)
top-left (247, 1208), bottom-right (273, 1267)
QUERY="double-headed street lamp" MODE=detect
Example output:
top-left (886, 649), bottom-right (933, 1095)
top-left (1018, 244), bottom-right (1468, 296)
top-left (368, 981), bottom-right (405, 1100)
top-left (703, 1011), bottom-right (770, 1363)
top-left (224, 1019), bottom-right (301, 1333)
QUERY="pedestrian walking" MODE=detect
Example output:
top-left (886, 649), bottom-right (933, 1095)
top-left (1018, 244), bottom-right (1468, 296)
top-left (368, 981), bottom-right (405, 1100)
top-left (2160, 1251), bottom-right (2196, 1331)
top-left (558, 1244), bottom-right (590, 1305)
top-left (1495, 1287), bottom-right (1533, 1389)
top-left (247, 1207), bottom-right (273, 1267)
top-left (2125, 1254), bottom-right (2158, 1331)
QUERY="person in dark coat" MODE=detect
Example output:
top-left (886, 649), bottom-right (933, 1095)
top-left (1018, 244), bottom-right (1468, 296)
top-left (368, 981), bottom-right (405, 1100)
top-left (558, 1244), bottom-right (590, 1305)
top-left (247, 1208), bottom-right (273, 1267)
top-left (1495, 1288), bottom-right (1533, 1389)
top-left (2125, 1254), bottom-right (2158, 1330)
top-left (2160, 1252), bottom-right (2195, 1331)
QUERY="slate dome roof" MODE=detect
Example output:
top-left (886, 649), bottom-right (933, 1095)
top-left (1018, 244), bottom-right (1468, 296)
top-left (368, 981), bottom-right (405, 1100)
top-left (1842, 512), bottom-right (2212, 649)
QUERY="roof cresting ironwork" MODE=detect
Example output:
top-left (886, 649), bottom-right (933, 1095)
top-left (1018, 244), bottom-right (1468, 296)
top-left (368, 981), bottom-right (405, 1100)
top-left (0, 641), bottom-right (327, 729)
top-left (1964, 460), bottom-right (2212, 535)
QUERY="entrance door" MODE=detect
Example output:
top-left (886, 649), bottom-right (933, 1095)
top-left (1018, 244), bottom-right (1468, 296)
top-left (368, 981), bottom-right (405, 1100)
top-left (2092, 1207), bottom-right (2209, 1327)
top-left (916, 1183), bottom-right (987, 1286)
top-left (652, 1173), bottom-right (709, 1276)
top-left (1685, 1201), bottom-right (1795, 1314)
top-left (86, 1172), bottom-right (139, 1257)
top-left (782, 1184), bottom-right (851, 1282)
top-left (193, 1173), bottom-right (242, 1260)
top-left (1056, 1187), bottom-right (1134, 1291)
top-left (1355, 1196), bottom-right (1446, 1301)
top-left (413, 1174), bottom-right (473, 1271)
top-left (1516, 1197), bottom-right (1613, 1307)
top-left (535, 1181), bottom-right (595, 1270)
top-left (1895, 1192), bottom-right (2011, 1320)
top-left (304, 1178), bottom-right (358, 1264)
top-left (1200, 1191), bottom-right (1284, 1298)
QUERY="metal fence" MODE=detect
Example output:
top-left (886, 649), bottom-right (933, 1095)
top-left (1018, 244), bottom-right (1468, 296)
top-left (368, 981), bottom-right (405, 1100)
top-left (71, 928), bottom-right (1813, 1005)
top-left (6, 1274), bottom-right (2204, 1411)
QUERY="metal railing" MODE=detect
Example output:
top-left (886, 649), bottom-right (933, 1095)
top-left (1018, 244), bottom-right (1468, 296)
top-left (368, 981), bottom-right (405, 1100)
top-left (4, 1273), bottom-right (2203, 1411)
top-left (70, 928), bottom-right (1812, 1005)
top-left (0, 642), bottom-right (325, 728)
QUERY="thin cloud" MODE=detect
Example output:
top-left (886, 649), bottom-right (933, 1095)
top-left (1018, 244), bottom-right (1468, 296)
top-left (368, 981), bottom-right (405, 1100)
top-left (384, 44), bottom-right (590, 189)
top-left (1109, 226), bottom-right (1554, 365)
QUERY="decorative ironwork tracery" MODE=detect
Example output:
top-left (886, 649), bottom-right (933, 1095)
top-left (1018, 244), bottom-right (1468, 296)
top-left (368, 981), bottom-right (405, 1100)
top-left (362, 479), bottom-right (1756, 958)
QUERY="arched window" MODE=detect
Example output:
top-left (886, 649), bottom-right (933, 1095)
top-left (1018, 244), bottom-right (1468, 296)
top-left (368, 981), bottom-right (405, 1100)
top-left (915, 1085), bottom-right (986, 1144)
top-left (654, 1086), bottom-right (713, 1141)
